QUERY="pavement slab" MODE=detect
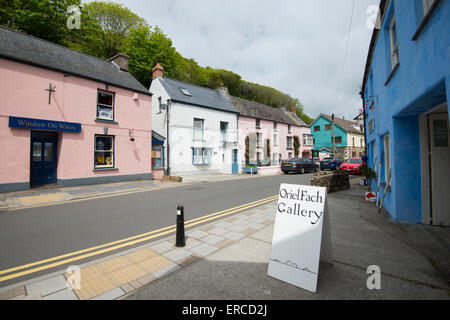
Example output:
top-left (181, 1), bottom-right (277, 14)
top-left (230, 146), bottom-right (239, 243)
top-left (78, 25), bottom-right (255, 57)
top-left (43, 288), bottom-right (78, 300)
top-left (189, 243), bottom-right (219, 257)
top-left (152, 264), bottom-right (181, 279)
top-left (201, 234), bottom-right (226, 245)
top-left (25, 275), bottom-right (68, 297)
top-left (91, 287), bottom-right (125, 300)
top-left (148, 241), bottom-right (173, 254)
top-left (163, 248), bottom-right (194, 262)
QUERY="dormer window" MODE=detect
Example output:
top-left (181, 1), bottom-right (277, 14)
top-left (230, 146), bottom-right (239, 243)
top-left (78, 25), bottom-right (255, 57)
top-left (180, 88), bottom-right (191, 96)
top-left (97, 90), bottom-right (114, 121)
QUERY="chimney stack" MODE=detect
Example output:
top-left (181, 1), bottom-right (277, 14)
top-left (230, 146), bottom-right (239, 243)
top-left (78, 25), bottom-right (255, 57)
top-left (109, 53), bottom-right (130, 71)
top-left (290, 106), bottom-right (296, 113)
top-left (152, 63), bottom-right (164, 79)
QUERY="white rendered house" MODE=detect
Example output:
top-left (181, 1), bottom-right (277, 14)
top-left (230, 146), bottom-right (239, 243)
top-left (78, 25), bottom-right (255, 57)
top-left (150, 64), bottom-right (240, 175)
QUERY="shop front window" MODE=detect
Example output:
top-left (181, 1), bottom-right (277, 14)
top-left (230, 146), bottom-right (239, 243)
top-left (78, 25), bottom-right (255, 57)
top-left (95, 135), bottom-right (114, 168)
top-left (152, 148), bottom-right (163, 168)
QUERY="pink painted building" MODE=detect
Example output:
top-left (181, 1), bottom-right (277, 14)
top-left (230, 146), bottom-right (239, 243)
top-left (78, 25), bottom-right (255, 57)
top-left (0, 27), bottom-right (152, 192)
top-left (223, 94), bottom-right (313, 168)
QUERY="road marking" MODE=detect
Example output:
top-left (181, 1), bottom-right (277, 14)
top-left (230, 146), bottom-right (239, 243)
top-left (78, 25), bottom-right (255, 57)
top-left (0, 195), bottom-right (278, 282)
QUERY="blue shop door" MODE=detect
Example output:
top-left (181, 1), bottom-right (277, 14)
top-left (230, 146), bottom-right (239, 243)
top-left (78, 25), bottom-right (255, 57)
top-left (232, 149), bottom-right (239, 174)
top-left (30, 131), bottom-right (58, 187)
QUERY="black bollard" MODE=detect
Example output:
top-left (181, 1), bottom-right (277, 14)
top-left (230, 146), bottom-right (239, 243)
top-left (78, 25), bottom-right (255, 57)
top-left (175, 205), bottom-right (186, 247)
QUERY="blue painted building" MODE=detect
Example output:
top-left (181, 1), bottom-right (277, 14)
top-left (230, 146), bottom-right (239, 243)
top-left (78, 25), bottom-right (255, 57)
top-left (310, 114), bottom-right (364, 160)
top-left (361, 0), bottom-right (450, 226)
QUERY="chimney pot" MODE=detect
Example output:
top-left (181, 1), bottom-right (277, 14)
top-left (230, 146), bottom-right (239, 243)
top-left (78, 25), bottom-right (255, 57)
top-left (109, 53), bottom-right (130, 71)
top-left (152, 63), bottom-right (164, 79)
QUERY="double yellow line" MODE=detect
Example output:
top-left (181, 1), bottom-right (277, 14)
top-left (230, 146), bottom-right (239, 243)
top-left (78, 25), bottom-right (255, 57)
top-left (0, 195), bottom-right (278, 282)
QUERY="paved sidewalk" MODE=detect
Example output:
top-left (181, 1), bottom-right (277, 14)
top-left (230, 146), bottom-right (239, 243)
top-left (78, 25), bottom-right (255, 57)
top-left (1, 180), bottom-right (449, 300)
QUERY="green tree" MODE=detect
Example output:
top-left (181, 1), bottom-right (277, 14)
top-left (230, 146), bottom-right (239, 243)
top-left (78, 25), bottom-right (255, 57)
top-left (83, 1), bottom-right (145, 59)
top-left (294, 136), bottom-right (300, 158)
top-left (121, 25), bottom-right (178, 88)
top-left (0, 0), bottom-right (82, 45)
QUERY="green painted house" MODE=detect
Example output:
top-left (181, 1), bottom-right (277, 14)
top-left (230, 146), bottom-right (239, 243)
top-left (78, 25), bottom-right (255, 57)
top-left (310, 114), bottom-right (365, 159)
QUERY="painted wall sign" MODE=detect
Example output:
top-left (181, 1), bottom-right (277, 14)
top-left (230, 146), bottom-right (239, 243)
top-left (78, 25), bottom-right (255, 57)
top-left (8, 116), bottom-right (81, 133)
top-left (267, 183), bottom-right (333, 293)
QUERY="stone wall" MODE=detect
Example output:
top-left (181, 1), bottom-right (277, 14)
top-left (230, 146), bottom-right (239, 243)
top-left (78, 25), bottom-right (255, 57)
top-left (310, 171), bottom-right (350, 193)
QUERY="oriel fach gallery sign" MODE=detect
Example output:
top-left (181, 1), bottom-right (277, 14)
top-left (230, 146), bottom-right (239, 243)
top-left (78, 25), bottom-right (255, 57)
top-left (267, 184), bottom-right (333, 293)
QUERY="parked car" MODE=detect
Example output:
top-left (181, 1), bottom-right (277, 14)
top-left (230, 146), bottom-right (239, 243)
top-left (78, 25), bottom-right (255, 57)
top-left (339, 158), bottom-right (363, 174)
top-left (282, 158), bottom-right (319, 174)
top-left (320, 157), bottom-right (344, 171)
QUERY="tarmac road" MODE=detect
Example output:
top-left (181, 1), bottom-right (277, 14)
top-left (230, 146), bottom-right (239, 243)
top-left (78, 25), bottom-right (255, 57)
top-left (0, 173), bottom-right (313, 287)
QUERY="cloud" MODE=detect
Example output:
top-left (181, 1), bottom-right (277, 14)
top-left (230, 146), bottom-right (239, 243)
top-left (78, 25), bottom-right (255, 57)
top-left (121, 0), bottom-right (380, 120)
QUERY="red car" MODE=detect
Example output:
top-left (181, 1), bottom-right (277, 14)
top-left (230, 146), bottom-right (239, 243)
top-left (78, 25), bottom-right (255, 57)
top-left (339, 158), bottom-right (363, 174)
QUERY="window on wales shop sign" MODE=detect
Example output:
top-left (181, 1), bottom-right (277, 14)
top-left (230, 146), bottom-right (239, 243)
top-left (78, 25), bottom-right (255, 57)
top-left (95, 135), bottom-right (114, 168)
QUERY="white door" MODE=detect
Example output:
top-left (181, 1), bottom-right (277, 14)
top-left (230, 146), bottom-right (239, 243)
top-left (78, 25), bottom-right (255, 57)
top-left (429, 113), bottom-right (450, 226)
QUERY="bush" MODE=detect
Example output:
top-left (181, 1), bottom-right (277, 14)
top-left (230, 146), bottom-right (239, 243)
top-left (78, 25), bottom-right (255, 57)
top-left (360, 164), bottom-right (376, 180)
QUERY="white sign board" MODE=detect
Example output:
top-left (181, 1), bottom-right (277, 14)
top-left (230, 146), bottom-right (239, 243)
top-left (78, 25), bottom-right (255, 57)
top-left (267, 184), bottom-right (333, 293)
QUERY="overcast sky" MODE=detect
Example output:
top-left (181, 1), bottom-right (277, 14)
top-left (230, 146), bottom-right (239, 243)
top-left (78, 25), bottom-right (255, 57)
top-left (119, 0), bottom-right (380, 120)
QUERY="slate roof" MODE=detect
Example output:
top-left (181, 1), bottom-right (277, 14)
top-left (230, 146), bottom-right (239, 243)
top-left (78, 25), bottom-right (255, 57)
top-left (157, 77), bottom-right (239, 114)
top-left (315, 114), bottom-right (362, 134)
top-left (286, 111), bottom-right (308, 127)
top-left (227, 95), bottom-right (302, 127)
top-left (0, 27), bottom-right (150, 95)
